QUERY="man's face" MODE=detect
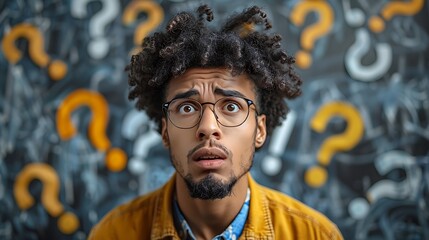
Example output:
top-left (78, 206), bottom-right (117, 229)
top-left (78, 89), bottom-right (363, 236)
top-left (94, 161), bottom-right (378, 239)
top-left (161, 68), bottom-right (267, 199)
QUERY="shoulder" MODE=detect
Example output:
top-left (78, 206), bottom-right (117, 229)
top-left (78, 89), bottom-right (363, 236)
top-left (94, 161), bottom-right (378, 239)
top-left (88, 188), bottom-right (163, 240)
top-left (254, 183), bottom-right (343, 240)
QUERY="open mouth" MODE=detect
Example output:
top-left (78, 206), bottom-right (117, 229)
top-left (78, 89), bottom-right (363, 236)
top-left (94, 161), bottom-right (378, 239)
top-left (192, 148), bottom-right (227, 161)
top-left (197, 155), bottom-right (223, 160)
top-left (191, 147), bottom-right (228, 169)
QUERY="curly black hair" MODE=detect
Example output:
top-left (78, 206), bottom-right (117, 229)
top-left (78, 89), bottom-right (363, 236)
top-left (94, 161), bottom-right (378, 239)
top-left (127, 5), bottom-right (302, 135)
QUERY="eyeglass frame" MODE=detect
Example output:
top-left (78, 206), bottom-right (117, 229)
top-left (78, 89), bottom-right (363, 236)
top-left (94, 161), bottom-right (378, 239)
top-left (162, 96), bottom-right (259, 129)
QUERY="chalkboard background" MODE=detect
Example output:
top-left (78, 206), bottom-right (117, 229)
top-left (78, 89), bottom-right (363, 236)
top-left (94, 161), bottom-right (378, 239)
top-left (1, 0), bottom-right (428, 239)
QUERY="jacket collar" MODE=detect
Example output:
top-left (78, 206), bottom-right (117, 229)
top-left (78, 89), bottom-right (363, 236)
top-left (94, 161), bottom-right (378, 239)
top-left (242, 174), bottom-right (275, 239)
top-left (150, 173), bottom-right (274, 239)
top-left (151, 173), bottom-right (178, 239)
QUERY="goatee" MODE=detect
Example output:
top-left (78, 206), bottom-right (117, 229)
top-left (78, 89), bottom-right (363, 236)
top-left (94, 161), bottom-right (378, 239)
top-left (184, 173), bottom-right (238, 200)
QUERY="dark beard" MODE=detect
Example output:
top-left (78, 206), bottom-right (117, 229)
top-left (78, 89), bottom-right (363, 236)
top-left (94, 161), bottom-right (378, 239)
top-left (170, 138), bottom-right (256, 200)
top-left (184, 173), bottom-right (238, 200)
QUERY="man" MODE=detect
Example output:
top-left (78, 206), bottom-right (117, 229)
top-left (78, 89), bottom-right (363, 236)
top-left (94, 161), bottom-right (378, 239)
top-left (89, 5), bottom-right (343, 240)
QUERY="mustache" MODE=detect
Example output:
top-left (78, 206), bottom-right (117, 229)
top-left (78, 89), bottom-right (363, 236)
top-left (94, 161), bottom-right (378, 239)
top-left (187, 139), bottom-right (230, 160)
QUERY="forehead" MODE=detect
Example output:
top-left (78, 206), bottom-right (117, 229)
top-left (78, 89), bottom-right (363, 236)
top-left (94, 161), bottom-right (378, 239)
top-left (165, 68), bottom-right (256, 100)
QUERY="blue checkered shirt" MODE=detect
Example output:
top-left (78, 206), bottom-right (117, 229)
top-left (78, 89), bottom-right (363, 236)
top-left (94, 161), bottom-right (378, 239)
top-left (173, 188), bottom-right (250, 240)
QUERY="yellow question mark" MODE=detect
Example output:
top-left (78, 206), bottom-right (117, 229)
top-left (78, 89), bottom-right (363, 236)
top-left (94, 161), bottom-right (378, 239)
top-left (56, 89), bottom-right (127, 172)
top-left (305, 101), bottom-right (364, 188)
top-left (122, 0), bottom-right (164, 55)
top-left (290, 0), bottom-right (334, 69)
top-left (1, 23), bottom-right (67, 81)
top-left (369, 0), bottom-right (424, 33)
top-left (14, 163), bottom-right (79, 234)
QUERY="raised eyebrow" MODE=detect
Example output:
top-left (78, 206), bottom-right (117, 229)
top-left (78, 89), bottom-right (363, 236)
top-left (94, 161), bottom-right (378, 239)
top-left (171, 89), bottom-right (199, 101)
top-left (214, 88), bottom-right (246, 98)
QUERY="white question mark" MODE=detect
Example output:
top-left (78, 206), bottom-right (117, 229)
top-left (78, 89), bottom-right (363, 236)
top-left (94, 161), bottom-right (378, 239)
top-left (348, 150), bottom-right (422, 220)
top-left (345, 28), bottom-right (392, 82)
top-left (122, 109), bottom-right (161, 175)
top-left (262, 110), bottom-right (297, 176)
top-left (71, 0), bottom-right (120, 59)
top-left (341, 0), bottom-right (365, 27)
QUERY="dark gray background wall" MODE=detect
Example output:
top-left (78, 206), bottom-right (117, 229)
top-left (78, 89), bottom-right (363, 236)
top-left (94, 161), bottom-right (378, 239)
top-left (1, 0), bottom-right (428, 239)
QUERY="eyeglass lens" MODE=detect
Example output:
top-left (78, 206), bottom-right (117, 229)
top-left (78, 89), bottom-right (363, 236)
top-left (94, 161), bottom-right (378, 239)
top-left (166, 97), bottom-right (251, 128)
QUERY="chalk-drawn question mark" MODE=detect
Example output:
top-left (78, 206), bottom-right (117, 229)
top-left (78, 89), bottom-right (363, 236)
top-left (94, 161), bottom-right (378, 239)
top-left (71, 0), bottom-right (120, 59)
top-left (14, 163), bottom-right (79, 234)
top-left (367, 150), bottom-right (421, 202)
top-left (345, 28), bottom-right (392, 82)
top-left (262, 110), bottom-right (297, 176)
top-left (305, 101), bottom-right (364, 188)
top-left (122, 0), bottom-right (164, 55)
top-left (56, 89), bottom-right (127, 172)
top-left (122, 109), bottom-right (161, 175)
top-left (342, 0), bottom-right (365, 27)
top-left (369, 0), bottom-right (424, 33)
top-left (290, 0), bottom-right (334, 69)
top-left (348, 150), bottom-right (422, 220)
top-left (1, 23), bottom-right (67, 81)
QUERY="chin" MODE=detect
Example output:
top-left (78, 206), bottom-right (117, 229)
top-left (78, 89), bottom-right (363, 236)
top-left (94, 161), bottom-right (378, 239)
top-left (184, 172), bottom-right (238, 200)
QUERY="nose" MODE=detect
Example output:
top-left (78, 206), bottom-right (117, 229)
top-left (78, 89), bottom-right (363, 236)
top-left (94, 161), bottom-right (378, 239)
top-left (195, 104), bottom-right (222, 140)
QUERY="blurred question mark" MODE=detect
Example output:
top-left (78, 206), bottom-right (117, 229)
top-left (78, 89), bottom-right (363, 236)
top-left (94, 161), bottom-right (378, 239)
top-left (367, 150), bottom-right (421, 202)
top-left (345, 28), bottom-right (392, 82)
top-left (14, 163), bottom-right (79, 234)
top-left (262, 110), bottom-right (297, 176)
top-left (56, 89), bottom-right (127, 172)
top-left (342, 0), bottom-right (365, 27)
top-left (122, 0), bottom-right (164, 55)
top-left (71, 0), bottom-right (120, 59)
top-left (1, 23), bottom-right (67, 81)
top-left (306, 101), bottom-right (364, 188)
top-left (348, 150), bottom-right (422, 220)
top-left (368, 0), bottom-right (424, 33)
top-left (290, 0), bottom-right (334, 69)
top-left (122, 109), bottom-right (161, 175)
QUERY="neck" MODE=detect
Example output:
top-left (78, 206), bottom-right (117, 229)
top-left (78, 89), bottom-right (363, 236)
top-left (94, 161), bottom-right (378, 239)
top-left (175, 173), bottom-right (249, 240)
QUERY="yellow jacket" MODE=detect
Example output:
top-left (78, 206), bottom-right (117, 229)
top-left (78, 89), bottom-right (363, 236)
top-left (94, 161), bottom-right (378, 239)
top-left (88, 174), bottom-right (343, 239)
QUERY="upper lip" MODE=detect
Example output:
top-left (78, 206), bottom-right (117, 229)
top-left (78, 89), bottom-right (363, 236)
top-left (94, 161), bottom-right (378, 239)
top-left (191, 147), bottom-right (228, 161)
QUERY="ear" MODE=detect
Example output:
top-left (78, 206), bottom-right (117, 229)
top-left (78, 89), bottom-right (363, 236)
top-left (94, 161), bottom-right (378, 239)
top-left (161, 118), bottom-right (170, 148)
top-left (255, 114), bottom-right (267, 148)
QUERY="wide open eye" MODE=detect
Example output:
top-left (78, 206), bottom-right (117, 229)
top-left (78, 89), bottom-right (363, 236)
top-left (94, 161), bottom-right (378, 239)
top-left (224, 102), bottom-right (240, 113)
top-left (219, 97), bottom-right (245, 114)
top-left (178, 104), bottom-right (197, 114)
top-left (171, 99), bottom-right (200, 115)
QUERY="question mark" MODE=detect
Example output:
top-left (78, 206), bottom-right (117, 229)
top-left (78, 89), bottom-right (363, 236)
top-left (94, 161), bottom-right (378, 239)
top-left (122, 0), bottom-right (164, 55)
top-left (71, 0), bottom-right (120, 59)
top-left (368, 0), bottom-right (424, 33)
top-left (367, 150), bottom-right (421, 202)
top-left (1, 23), bottom-right (67, 81)
top-left (290, 0), bottom-right (334, 69)
top-left (13, 163), bottom-right (79, 234)
top-left (345, 28), bottom-right (392, 82)
top-left (262, 110), bottom-right (297, 176)
top-left (341, 0), bottom-right (365, 27)
top-left (122, 109), bottom-right (161, 176)
top-left (305, 101), bottom-right (364, 188)
top-left (56, 89), bottom-right (127, 172)
top-left (348, 150), bottom-right (422, 220)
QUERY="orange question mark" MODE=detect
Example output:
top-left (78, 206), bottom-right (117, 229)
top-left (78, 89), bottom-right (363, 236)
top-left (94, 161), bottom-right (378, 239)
top-left (122, 0), bottom-right (164, 55)
top-left (305, 101), bottom-right (364, 188)
top-left (369, 0), bottom-right (424, 33)
top-left (1, 23), bottom-right (67, 81)
top-left (290, 0), bottom-right (334, 69)
top-left (56, 89), bottom-right (127, 172)
top-left (14, 163), bottom-right (79, 234)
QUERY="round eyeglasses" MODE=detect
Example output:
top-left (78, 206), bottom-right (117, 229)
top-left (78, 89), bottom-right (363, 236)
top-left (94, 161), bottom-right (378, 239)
top-left (162, 96), bottom-right (258, 129)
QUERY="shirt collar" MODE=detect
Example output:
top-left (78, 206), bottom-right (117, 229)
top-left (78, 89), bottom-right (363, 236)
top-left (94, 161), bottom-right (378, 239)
top-left (173, 188), bottom-right (251, 240)
top-left (150, 173), bottom-right (275, 239)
